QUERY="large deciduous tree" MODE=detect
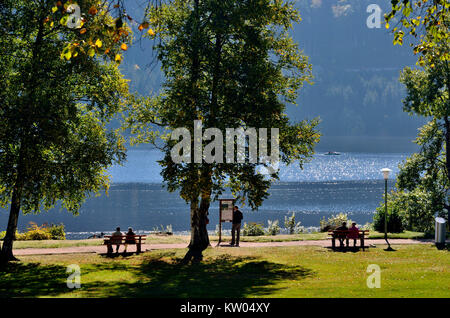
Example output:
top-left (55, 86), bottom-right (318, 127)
top-left (0, 0), bottom-right (130, 262)
top-left (378, 1), bottom-right (449, 230)
top-left (126, 0), bottom-right (319, 262)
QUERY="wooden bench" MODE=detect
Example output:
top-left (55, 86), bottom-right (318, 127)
top-left (328, 230), bottom-right (369, 250)
top-left (103, 235), bottom-right (146, 254)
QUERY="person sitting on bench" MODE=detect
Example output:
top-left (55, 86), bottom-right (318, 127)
top-left (335, 222), bottom-right (348, 247)
top-left (347, 222), bottom-right (359, 247)
top-left (124, 227), bottom-right (136, 253)
top-left (111, 227), bottom-right (123, 253)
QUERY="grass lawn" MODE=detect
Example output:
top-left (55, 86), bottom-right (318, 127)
top-left (1, 244), bottom-right (448, 298)
top-left (9, 231), bottom-right (427, 249)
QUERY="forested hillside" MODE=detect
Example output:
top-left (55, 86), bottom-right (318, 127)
top-left (119, 0), bottom-right (425, 150)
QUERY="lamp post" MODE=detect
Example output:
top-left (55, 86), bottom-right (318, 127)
top-left (381, 168), bottom-right (393, 251)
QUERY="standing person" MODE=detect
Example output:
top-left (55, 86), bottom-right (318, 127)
top-left (124, 227), bottom-right (136, 253)
top-left (111, 227), bottom-right (123, 253)
top-left (230, 206), bottom-right (243, 247)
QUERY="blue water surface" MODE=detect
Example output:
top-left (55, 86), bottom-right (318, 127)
top-left (0, 150), bottom-right (409, 238)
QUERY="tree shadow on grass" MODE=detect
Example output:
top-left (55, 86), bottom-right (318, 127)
top-left (83, 253), bottom-right (315, 298)
top-left (0, 262), bottom-right (69, 297)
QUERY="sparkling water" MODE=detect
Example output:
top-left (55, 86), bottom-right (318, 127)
top-left (0, 150), bottom-right (409, 239)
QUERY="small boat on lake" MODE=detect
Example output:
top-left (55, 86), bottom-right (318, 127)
top-left (324, 151), bottom-right (341, 156)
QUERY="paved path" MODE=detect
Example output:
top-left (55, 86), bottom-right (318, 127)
top-left (13, 239), bottom-right (440, 256)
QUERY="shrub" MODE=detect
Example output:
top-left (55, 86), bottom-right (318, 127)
top-left (361, 222), bottom-right (373, 231)
top-left (17, 223), bottom-right (52, 240)
top-left (373, 206), bottom-right (405, 233)
top-left (320, 213), bottom-right (353, 232)
top-left (12, 222), bottom-right (66, 241)
top-left (284, 213), bottom-right (303, 234)
top-left (152, 224), bottom-right (173, 235)
top-left (47, 223), bottom-right (66, 240)
top-left (242, 222), bottom-right (265, 236)
top-left (374, 191), bottom-right (442, 233)
top-left (266, 220), bottom-right (280, 236)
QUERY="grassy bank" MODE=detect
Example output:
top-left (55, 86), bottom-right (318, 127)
top-left (8, 231), bottom-right (427, 249)
top-left (1, 244), bottom-right (448, 297)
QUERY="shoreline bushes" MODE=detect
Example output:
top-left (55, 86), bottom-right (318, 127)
top-left (0, 222), bottom-right (66, 241)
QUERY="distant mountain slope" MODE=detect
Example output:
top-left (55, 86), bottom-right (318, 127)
top-left (290, 0), bottom-right (424, 139)
top-left (118, 0), bottom-right (425, 151)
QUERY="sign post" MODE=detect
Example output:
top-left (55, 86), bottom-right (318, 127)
top-left (217, 199), bottom-right (235, 246)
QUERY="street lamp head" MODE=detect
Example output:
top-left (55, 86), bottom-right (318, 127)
top-left (381, 168), bottom-right (392, 180)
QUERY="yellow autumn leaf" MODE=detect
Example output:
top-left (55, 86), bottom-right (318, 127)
top-left (115, 54), bottom-right (122, 62)
top-left (88, 47), bottom-right (95, 57)
top-left (52, 6), bottom-right (58, 13)
top-left (147, 28), bottom-right (155, 36)
top-left (95, 39), bottom-right (102, 48)
top-left (121, 43), bottom-right (128, 51)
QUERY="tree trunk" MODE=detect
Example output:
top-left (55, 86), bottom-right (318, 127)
top-left (445, 116), bottom-right (450, 221)
top-left (183, 165), bottom-right (213, 263)
top-left (0, 186), bottom-right (21, 263)
top-left (183, 196), bottom-right (210, 263)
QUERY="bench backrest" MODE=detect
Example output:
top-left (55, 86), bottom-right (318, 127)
top-left (104, 235), bottom-right (146, 243)
top-left (328, 230), bottom-right (369, 236)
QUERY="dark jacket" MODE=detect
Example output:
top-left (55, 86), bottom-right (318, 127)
top-left (125, 231), bottom-right (136, 244)
top-left (233, 209), bottom-right (243, 224)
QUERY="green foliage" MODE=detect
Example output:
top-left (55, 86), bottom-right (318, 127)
top-left (385, 0), bottom-right (449, 66)
top-left (126, 0), bottom-right (319, 206)
top-left (16, 223), bottom-right (51, 241)
top-left (400, 66), bottom-right (449, 119)
top-left (266, 220), bottom-right (280, 236)
top-left (373, 202), bottom-right (405, 233)
top-left (379, 56), bottom-right (449, 232)
top-left (242, 222), bottom-right (266, 236)
top-left (284, 212), bottom-right (303, 234)
top-left (378, 190), bottom-right (445, 233)
top-left (46, 223), bottom-right (66, 240)
top-left (319, 213), bottom-right (353, 232)
top-left (0, 0), bottom-right (129, 215)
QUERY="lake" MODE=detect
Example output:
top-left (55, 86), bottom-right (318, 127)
top-left (0, 150), bottom-right (408, 239)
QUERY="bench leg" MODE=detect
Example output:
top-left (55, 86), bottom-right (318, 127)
top-left (107, 243), bottom-right (113, 254)
top-left (361, 238), bottom-right (365, 251)
top-left (137, 243), bottom-right (141, 254)
top-left (332, 237), bottom-right (336, 249)
top-left (346, 238), bottom-right (349, 247)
